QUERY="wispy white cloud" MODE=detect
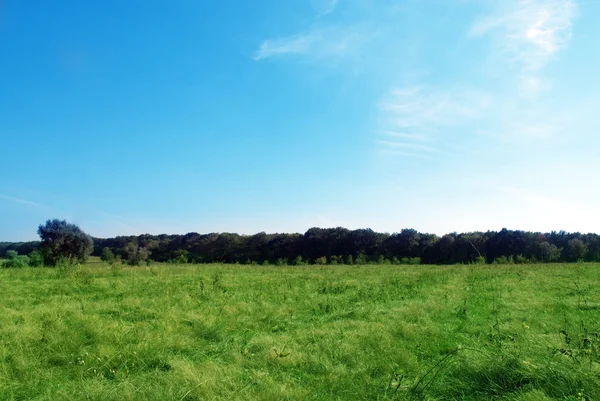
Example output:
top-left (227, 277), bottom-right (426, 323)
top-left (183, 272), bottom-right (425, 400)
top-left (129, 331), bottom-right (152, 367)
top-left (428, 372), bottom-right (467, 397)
top-left (254, 25), bottom-right (371, 61)
top-left (377, 86), bottom-right (493, 156)
top-left (378, 0), bottom-right (579, 157)
top-left (254, 0), bottom-right (373, 61)
top-left (382, 87), bottom-right (492, 128)
top-left (254, 32), bottom-right (320, 61)
top-left (256, 0), bottom-right (580, 161)
top-left (470, 0), bottom-right (577, 71)
top-left (470, 0), bottom-right (577, 98)
top-left (0, 194), bottom-right (43, 207)
top-left (314, 0), bottom-right (339, 17)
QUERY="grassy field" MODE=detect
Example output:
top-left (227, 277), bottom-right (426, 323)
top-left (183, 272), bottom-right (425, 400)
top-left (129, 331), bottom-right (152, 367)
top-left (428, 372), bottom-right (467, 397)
top-left (0, 261), bottom-right (599, 400)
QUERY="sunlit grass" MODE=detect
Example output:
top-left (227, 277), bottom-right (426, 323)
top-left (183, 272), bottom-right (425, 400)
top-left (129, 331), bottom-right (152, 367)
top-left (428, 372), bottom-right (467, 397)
top-left (0, 262), bottom-right (598, 400)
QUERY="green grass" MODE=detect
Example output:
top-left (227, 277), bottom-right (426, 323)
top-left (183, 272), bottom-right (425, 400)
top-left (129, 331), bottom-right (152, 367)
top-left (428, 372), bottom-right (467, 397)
top-left (0, 261), bottom-right (599, 400)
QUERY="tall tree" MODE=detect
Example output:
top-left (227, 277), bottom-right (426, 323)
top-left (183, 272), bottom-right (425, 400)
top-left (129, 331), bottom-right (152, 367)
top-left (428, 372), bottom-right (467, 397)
top-left (37, 219), bottom-right (93, 266)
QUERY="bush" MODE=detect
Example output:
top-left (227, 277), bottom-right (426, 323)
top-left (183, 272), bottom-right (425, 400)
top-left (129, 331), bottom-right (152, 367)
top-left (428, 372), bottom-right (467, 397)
top-left (3, 251), bottom-right (30, 268)
top-left (314, 256), bottom-right (328, 265)
top-left (493, 256), bottom-right (514, 265)
top-left (355, 253), bottom-right (368, 265)
top-left (123, 242), bottom-right (150, 266)
top-left (473, 256), bottom-right (486, 265)
top-left (28, 249), bottom-right (44, 267)
top-left (291, 256), bottom-right (305, 266)
top-left (330, 255), bottom-right (343, 265)
top-left (275, 258), bottom-right (288, 266)
top-left (399, 257), bottom-right (421, 265)
top-left (100, 247), bottom-right (115, 264)
top-left (514, 254), bottom-right (528, 264)
top-left (37, 219), bottom-right (93, 266)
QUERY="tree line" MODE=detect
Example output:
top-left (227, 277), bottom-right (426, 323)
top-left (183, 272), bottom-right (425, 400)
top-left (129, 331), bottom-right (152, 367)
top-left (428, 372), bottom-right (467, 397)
top-left (2, 221), bottom-right (600, 267)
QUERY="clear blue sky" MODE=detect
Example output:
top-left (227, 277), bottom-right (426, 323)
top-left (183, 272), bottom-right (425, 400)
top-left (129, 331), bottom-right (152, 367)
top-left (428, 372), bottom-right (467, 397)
top-left (1, 0), bottom-right (599, 241)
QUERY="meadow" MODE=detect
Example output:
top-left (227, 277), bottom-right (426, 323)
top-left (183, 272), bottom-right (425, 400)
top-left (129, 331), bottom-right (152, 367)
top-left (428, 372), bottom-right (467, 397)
top-left (0, 261), bottom-right (598, 400)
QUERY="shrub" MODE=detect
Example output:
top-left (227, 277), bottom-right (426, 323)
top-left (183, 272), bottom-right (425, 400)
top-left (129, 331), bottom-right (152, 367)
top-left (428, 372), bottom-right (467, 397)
top-left (28, 249), bottom-right (44, 267)
top-left (355, 253), bottom-right (368, 265)
top-left (473, 256), bottom-right (486, 265)
top-left (493, 256), bottom-right (514, 265)
top-left (408, 257), bottom-right (421, 265)
top-left (100, 247), bottom-right (115, 264)
top-left (292, 256), bottom-right (305, 266)
top-left (37, 219), bottom-right (93, 266)
top-left (314, 256), bottom-right (328, 265)
top-left (514, 254), bottom-right (527, 264)
top-left (330, 255), bottom-right (342, 265)
top-left (399, 257), bottom-right (421, 265)
top-left (123, 242), bottom-right (151, 266)
top-left (2, 250), bottom-right (30, 268)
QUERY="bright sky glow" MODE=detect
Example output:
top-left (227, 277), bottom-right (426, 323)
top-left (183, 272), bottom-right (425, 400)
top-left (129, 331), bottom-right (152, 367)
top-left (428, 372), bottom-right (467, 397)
top-left (1, 0), bottom-right (599, 240)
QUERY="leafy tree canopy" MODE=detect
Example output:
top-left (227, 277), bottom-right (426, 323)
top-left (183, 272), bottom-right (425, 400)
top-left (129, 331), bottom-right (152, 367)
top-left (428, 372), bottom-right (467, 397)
top-left (37, 219), bottom-right (93, 266)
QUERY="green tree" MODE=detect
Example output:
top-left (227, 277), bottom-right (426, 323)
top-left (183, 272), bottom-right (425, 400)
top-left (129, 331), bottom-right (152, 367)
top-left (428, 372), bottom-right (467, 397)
top-left (123, 242), bottom-right (151, 266)
top-left (355, 253), bottom-right (368, 265)
top-left (100, 247), bottom-right (115, 264)
top-left (37, 219), bottom-right (93, 266)
top-left (314, 256), bottom-right (328, 265)
top-left (537, 241), bottom-right (561, 263)
top-left (567, 239), bottom-right (587, 262)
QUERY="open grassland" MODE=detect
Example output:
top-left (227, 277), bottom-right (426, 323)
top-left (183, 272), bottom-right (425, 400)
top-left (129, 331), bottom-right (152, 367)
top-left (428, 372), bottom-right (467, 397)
top-left (0, 262), bottom-right (599, 400)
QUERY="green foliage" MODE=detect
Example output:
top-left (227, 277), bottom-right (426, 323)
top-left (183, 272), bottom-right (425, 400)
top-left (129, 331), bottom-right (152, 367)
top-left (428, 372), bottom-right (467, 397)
top-left (329, 255), bottom-right (342, 265)
top-left (28, 249), bottom-right (44, 267)
top-left (274, 258), bottom-right (287, 266)
top-left (123, 242), bottom-right (151, 266)
top-left (291, 255), bottom-right (305, 266)
top-left (355, 252), bottom-right (368, 265)
top-left (514, 254), bottom-right (528, 264)
top-left (100, 247), bottom-right (115, 264)
top-left (2, 250), bottom-right (30, 268)
top-left (538, 241), bottom-right (561, 263)
top-left (86, 227), bottom-right (600, 266)
top-left (493, 255), bottom-right (515, 265)
top-left (397, 256), bottom-right (421, 265)
top-left (37, 219), bottom-right (93, 266)
top-left (473, 255), bottom-right (487, 265)
top-left (568, 239), bottom-right (588, 262)
top-left (314, 256), bottom-right (327, 265)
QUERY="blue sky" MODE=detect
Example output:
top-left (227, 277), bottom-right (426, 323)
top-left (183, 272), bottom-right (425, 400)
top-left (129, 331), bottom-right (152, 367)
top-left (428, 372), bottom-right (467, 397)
top-left (1, 0), bottom-right (599, 241)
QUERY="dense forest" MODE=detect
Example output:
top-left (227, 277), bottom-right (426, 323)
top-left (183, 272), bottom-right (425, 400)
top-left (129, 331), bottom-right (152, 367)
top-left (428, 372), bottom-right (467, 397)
top-left (2, 227), bottom-right (599, 265)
